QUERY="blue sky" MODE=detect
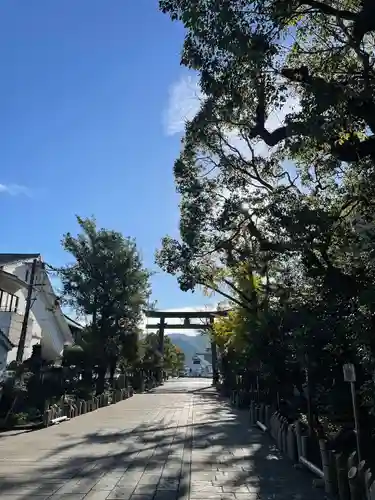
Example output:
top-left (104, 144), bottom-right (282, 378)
top-left (0, 0), bottom-right (214, 310)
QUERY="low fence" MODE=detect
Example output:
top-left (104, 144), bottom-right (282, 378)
top-left (43, 374), bottom-right (165, 427)
top-left (43, 386), bottom-right (134, 427)
top-left (228, 388), bottom-right (375, 500)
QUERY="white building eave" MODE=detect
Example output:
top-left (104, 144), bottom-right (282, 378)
top-left (0, 269), bottom-right (28, 293)
top-left (39, 271), bottom-right (73, 346)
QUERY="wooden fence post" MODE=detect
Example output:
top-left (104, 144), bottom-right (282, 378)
top-left (335, 452), bottom-right (350, 500)
top-left (319, 439), bottom-right (337, 495)
top-left (348, 466), bottom-right (362, 500)
top-left (295, 420), bottom-right (302, 460)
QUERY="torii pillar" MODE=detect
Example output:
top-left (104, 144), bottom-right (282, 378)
top-left (210, 317), bottom-right (219, 385)
top-left (157, 316), bottom-right (165, 383)
top-left (145, 309), bottom-right (229, 385)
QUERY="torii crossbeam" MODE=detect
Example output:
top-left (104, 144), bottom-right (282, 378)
top-left (144, 309), bottom-right (230, 384)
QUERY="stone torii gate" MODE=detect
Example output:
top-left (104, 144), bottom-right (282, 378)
top-left (144, 309), bottom-right (229, 383)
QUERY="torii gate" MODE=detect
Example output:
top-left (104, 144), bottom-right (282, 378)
top-left (144, 309), bottom-right (230, 383)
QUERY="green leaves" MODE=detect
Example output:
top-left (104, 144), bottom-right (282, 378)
top-left (58, 215), bottom-right (151, 373)
top-left (157, 0), bottom-right (375, 423)
top-left (140, 333), bottom-right (185, 374)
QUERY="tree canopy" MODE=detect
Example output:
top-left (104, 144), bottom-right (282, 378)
top-left (157, 0), bottom-right (375, 301)
top-left (156, 0), bottom-right (375, 435)
top-left (58, 216), bottom-right (152, 388)
top-left (140, 333), bottom-right (185, 376)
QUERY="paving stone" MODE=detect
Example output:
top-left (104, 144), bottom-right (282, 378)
top-left (48, 495), bottom-right (87, 500)
top-left (84, 492), bottom-right (111, 500)
top-left (0, 379), bottom-right (324, 500)
top-left (157, 478), bottom-right (179, 490)
top-left (189, 495), bottom-right (237, 500)
top-left (137, 474), bottom-right (160, 484)
top-left (234, 496), bottom-right (258, 500)
top-left (0, 497), bottom-right (51, 500)
top-left (52, 480), bottom-right (94, 494)
top-left (154, 492), bottom-right (179, 500)
top-left (106, 487), bottom-right (134, 499)
top-left (133, 484), bottom-right (157, 494)
top-left (128, 495), bottom-right (156, 500)
top-left (116, 479), bottom-right (139, 489)
top-left (93, 477), bottom-right (121, 488)
top-left (36, 483), bottom-right (65, 494)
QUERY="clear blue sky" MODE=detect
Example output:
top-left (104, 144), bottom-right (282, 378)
top-left (0, 0), bottom-right (213, 310)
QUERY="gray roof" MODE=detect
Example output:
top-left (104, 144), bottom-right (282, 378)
top-left (0, 329), bottom-right (14, 351)
top-left (0, 253), bottom-right (40, 267)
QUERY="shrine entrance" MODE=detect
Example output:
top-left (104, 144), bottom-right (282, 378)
top-left (144, 309), bottom-right (229, 383)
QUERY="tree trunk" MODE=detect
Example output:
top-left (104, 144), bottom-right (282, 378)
top-left (83, 368), bottom-right (93, 389)
top-left (95, 366), bottom-right (106, 395)
top-left (109, 357), bottom-right (117, 388)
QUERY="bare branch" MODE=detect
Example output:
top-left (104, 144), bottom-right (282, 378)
top-left (213, 125), bottom-right (275, 191)
top-left (300, 0), bottom-right (357, 21)
top-left (198, 279), bottom-right (256, 313)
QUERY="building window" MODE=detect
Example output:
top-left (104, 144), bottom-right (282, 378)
top-left (0, 289), bottom-right (19, 312)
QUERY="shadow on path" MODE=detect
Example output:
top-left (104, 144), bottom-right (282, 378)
top-left (0, 381), bottom-right (325, 500)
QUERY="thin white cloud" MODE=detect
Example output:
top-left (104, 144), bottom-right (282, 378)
top-left (0, 183), bottom-right (31, 196)
top-left (164, 74), bottom-right (300, 159)
top-left (163, 75), bottom-right (204, 136)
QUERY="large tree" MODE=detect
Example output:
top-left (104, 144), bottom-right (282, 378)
top-left (58, 216), bottom-right (151, 391)
top-left (157, 0), bottom-right (375, 297)
top-left (156, 0), bottom-right (375, 435)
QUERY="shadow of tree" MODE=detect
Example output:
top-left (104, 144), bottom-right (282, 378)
top-left (0, 381), bottom-right (325, 500)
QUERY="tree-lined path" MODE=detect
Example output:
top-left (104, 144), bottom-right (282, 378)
top-left (0, 378), bottom-right (322, 500)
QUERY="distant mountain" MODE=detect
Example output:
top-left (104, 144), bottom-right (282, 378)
top-left (167, 333), bottom-right (211, 368)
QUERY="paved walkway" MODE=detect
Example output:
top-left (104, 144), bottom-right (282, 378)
top-left (0, 378), bottom-right (324, 500)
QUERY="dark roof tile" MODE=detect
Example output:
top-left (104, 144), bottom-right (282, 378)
top-left (0, 253), bottom-right (40, 267)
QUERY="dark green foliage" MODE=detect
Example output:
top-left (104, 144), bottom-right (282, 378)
top-left (139, 333), bottom-right (185, 377)
top-left (58, 216), bottom-right (151, 392)
top-left (157, 0), bottom-right (375, 448)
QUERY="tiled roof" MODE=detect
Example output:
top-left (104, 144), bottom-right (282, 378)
top-left (0, 253), bottom-right (40, 267)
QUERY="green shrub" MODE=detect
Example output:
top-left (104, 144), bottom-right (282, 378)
top-left (12, 412), bottom-right (28, 425)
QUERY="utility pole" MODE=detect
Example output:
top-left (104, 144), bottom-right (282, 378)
top-left (16, 258), bottom-right (38, 363)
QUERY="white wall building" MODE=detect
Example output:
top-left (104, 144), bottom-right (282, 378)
top-left (0, 253), bottom-right (73, 370)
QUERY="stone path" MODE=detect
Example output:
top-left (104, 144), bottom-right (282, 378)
top-left (0, 378), bottom-right (324, 500)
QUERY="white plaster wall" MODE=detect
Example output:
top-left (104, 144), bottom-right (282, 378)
top-left (1, 260), bottom-right (66, 363)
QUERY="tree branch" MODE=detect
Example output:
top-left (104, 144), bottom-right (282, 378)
top-left (300, 0), bottom-right (357, 21)
top-left (213, 126), bottom-right (275, 191)
top-left (222, 277), bottom-right (257, 311)
top-left (198, 279), bottom-right (256, 314)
